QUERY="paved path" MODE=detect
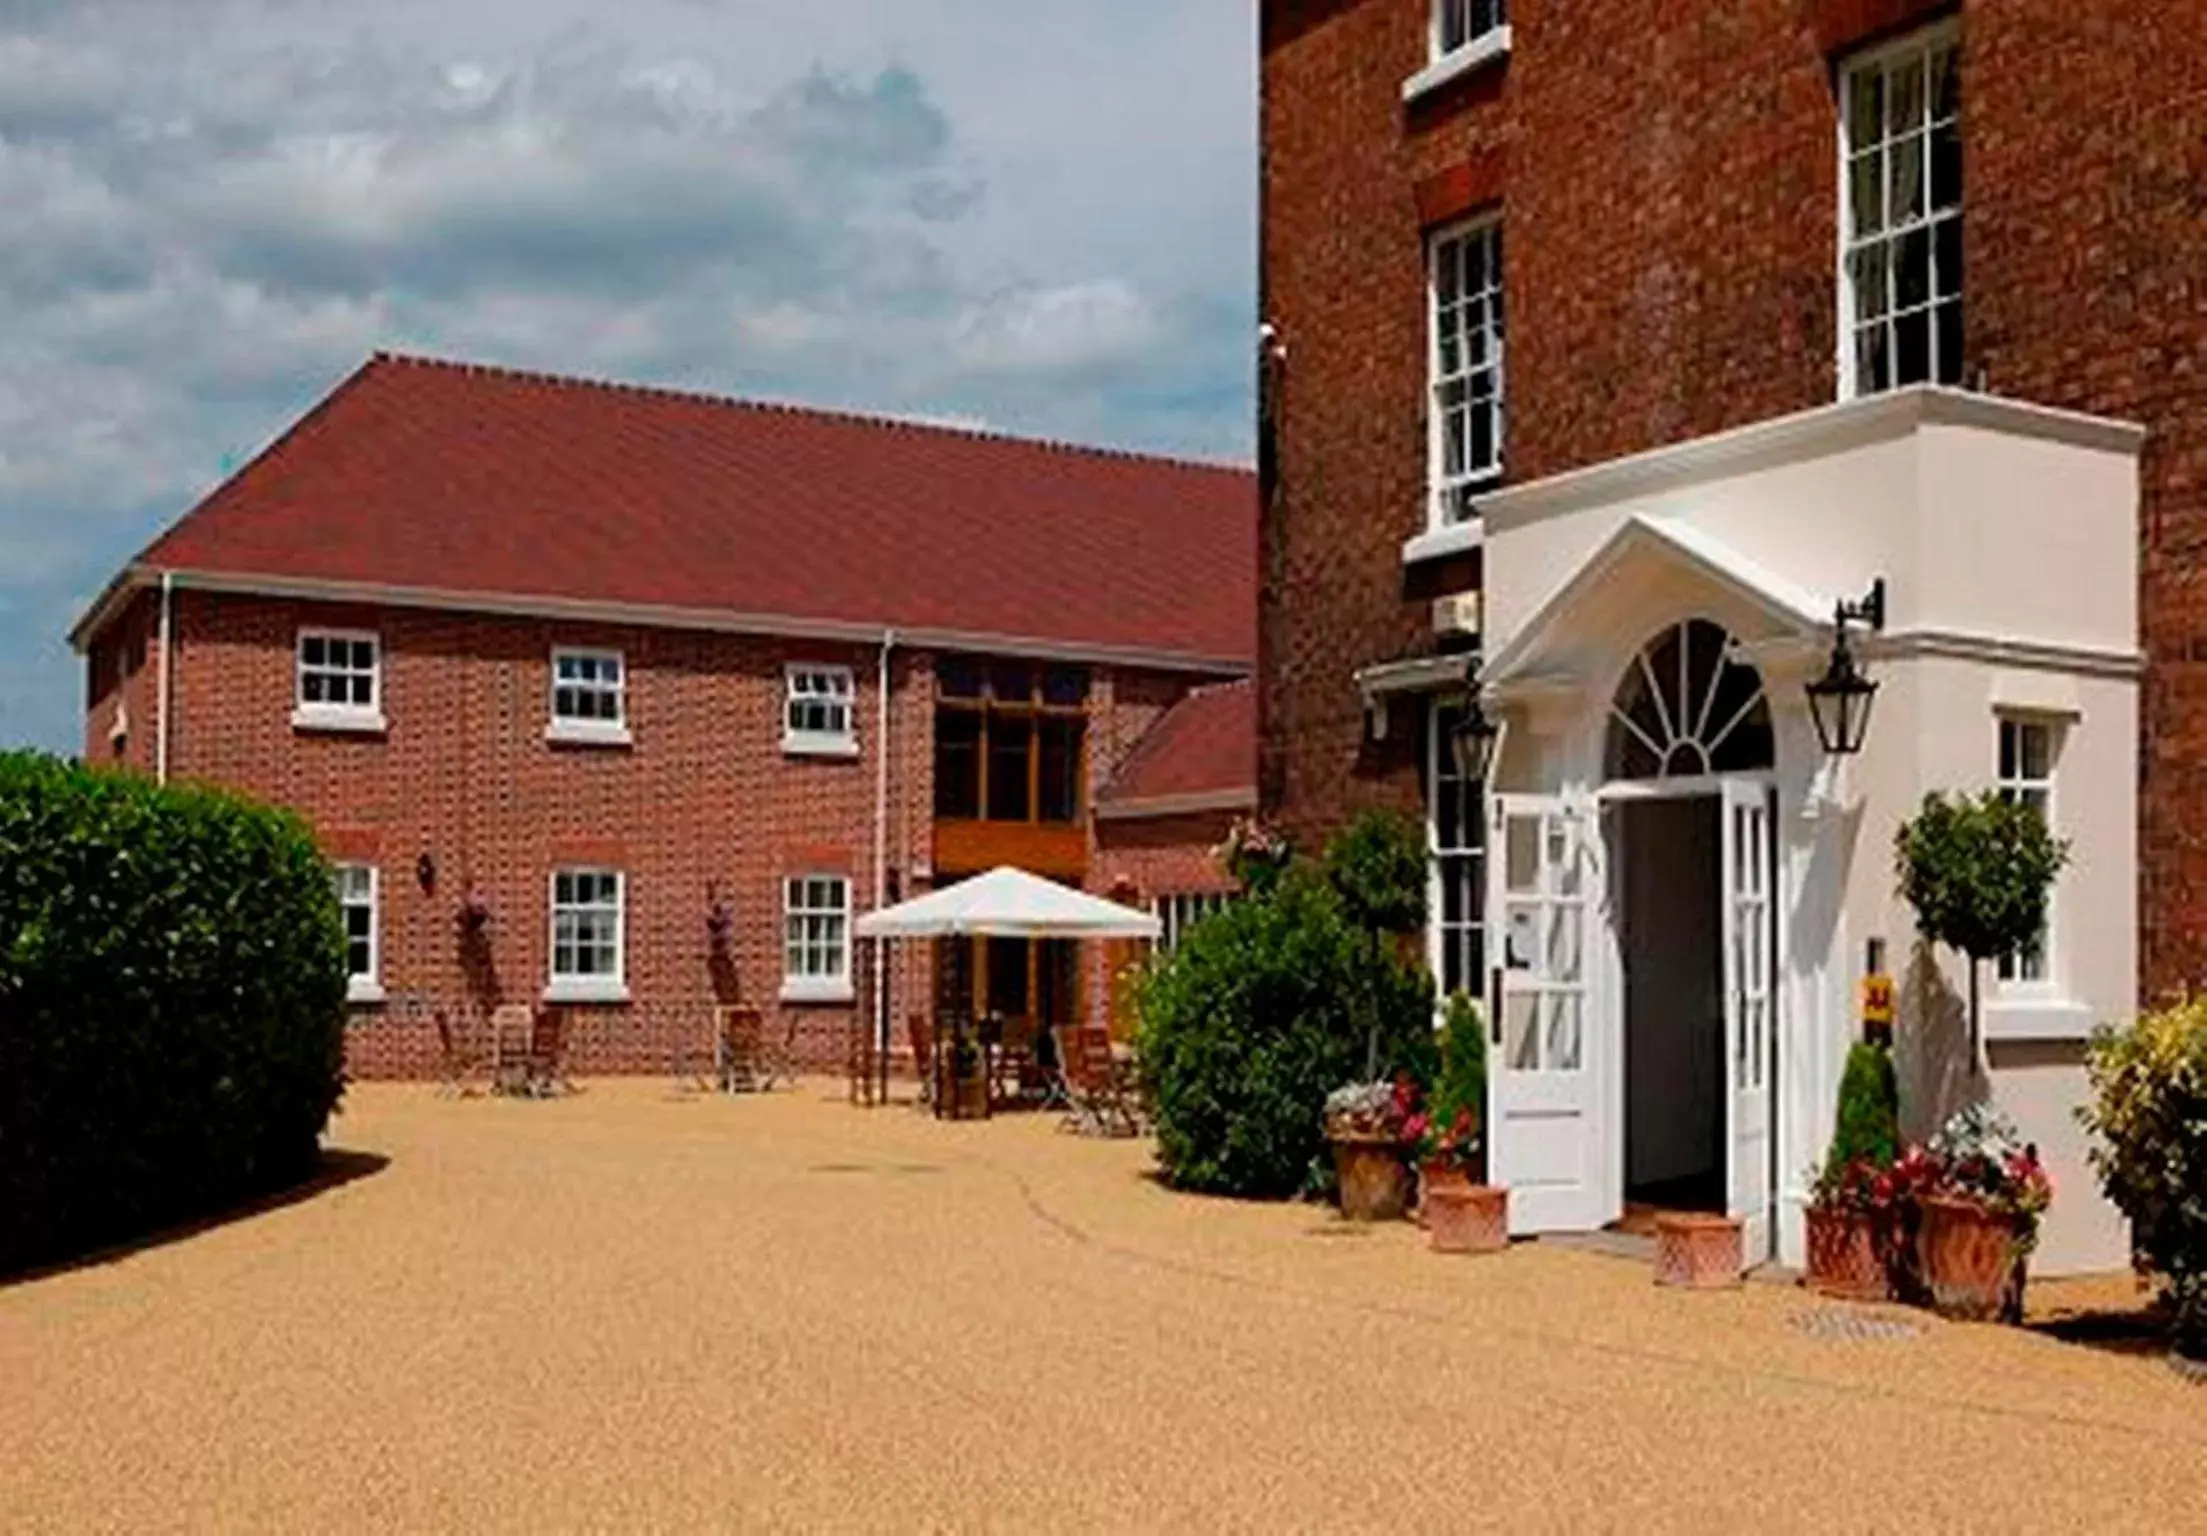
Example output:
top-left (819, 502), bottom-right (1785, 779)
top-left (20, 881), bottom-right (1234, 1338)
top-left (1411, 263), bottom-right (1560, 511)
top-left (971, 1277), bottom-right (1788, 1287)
top-left (3, 1080), bottom-right (2199, 1532)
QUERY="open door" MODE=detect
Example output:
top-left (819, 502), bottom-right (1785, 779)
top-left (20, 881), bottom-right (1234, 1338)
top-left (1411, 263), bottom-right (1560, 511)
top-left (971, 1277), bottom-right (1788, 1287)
top-left (1721, 779), bottom-right (1776, 1264)
top-left (1487, 795), bottom-right (1609, 1233)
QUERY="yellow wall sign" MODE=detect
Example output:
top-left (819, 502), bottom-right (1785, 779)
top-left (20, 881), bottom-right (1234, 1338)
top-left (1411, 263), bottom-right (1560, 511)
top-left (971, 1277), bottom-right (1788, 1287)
top-left (1860, 974), bottom-right (1895, 1027)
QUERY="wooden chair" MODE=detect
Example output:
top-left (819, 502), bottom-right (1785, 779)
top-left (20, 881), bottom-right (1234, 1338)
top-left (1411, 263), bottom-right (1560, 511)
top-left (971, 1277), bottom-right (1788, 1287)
top-left (434, 1008), bottom-right (488, 1097)
top-left (523, 1007), bottom-right (571, 1097)
top-left (669, 1007), bottom-right (718, 1092)
top-left (1064, 1026), bottom-right (1141, 1138)
top-left (907, 1012), bottom-right (936, 1105)
top-left (487, 1003), bottom-right (536, 1095)
top-left (717, 1005), bottom-right (766, 1092)
top-left (994, 1014), bottom-right (1038, 1105)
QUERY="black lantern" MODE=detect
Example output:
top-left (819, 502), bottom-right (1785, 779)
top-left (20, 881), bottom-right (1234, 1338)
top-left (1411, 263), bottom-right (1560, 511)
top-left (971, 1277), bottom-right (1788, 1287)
top-left (1806, 579), bottom-right (1887, 757)
top-left (1449, 663), bottom-right (1500, 782)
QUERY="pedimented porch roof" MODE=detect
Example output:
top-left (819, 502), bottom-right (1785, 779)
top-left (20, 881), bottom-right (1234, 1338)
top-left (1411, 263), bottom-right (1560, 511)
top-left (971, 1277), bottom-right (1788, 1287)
top-left (1480, 515), bottom-right (1834, 696)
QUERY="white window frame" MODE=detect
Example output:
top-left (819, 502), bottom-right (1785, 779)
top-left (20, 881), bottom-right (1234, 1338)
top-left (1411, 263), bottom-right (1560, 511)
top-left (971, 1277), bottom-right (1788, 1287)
top-left (782, 874), bottom-right (853, 1003)
top-left (1994, 715), bottom-right (2060, 991)
top-left (783, 664), bottom-right (858, 758)
top-left (1406, 1), bottom-right (1511, 101)
top-left (546, 868), bottom-right (628, 1004)
top-left (1153, 890), bottom-right (1233, 954)
top-left (546, 646), bottom-right (631, 746)
top-left (1426, 216), bottom-right (1506, 532)
top-left (1837, 22), bottom-right (1963, 399)
top-left (1428, 699), bottom-right (1486, 1008)
top-left (292, 628), bottom-right (385, 734)
top-left (336, 862), bottom-right (383, 1004)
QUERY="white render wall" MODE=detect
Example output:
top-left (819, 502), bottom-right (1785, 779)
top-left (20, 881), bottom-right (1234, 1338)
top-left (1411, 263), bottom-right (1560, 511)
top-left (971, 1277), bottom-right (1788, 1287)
top-left (1476, 386), bottom-right (2143, 1275)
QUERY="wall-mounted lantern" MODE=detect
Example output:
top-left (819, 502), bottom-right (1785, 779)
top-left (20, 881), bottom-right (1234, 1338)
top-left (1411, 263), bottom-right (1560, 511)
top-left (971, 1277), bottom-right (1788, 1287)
top-left (1448, 658), bottom-right (1500, 783)
top-left (415, 850), bottom-right (437, 893)
top-left (1806, 578), bottom-right (1887, 758)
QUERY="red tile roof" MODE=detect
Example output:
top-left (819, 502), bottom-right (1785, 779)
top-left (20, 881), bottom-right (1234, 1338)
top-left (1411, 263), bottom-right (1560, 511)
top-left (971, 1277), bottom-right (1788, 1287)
top-left (1097, 679), bottom-right (1255, 813)
top-left (104, 354), bottom-right (1255, 667)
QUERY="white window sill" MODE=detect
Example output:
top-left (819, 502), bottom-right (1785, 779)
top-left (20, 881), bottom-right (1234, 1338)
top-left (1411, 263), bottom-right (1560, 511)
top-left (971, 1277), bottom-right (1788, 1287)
top-left (780, 978), bottom-right (854, 1005)
top-left (1402, 516), bottom-right (1486, 566)
top-left (1402, 26), bottom-right (1512, 104)
top-left (545, 719), bottom-right (633, 748)
top-left (1983, 996), bottom-right (2095, 1042)
top-left (783, 732), bottom-right (860, 760)
top-left (291, 705), bottom-right (388, 736)
top-left (543, 978), bottom-right (630, 1005)
top-left (346, 978), bottom-right (387, 1006)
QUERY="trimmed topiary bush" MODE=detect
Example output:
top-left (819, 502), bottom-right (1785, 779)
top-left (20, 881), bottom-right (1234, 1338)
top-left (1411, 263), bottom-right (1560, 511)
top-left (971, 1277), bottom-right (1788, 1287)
top-left (2080, 998), bottom-right (2207, 1361)
top-left (1428, 990), bottom-right (1487, 1145)
top-left (0, 751), bottom-right (348, 1273)
top-left (1824, 1040), bottom-right (1901, 1177)
top-left (1894, 790), bottom-right (2068, 1044)
top-left (1137, 866), bottom-right (1435, 1198)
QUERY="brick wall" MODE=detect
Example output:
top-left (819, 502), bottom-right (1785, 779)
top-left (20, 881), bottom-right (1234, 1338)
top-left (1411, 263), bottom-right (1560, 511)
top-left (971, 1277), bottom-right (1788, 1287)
top-left (132, 590), bottom-right (1227, 1078)
top-left (1260, 0), bottom-right (2207, 996)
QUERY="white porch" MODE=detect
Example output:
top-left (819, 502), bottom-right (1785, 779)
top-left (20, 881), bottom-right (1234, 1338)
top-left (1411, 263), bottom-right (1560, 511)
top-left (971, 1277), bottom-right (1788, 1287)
top-left (1458, 386), bottom-right (2143, 1274)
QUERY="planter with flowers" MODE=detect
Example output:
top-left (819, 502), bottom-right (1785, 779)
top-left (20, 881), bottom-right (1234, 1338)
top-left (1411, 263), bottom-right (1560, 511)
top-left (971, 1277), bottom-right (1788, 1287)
top-left (1324, 1077), bottom-right (1418, 1221)
top-left (1803, 1038), bottom-right (1903, 1300)
top-left (1916, 1104), bottom-right (2052, 1322)
top-left (1214, 815), bottom-right (1293, 895)
top-left (1804, 1158), bottom-right (1894, 1302)
top-left (1412, 1109), bottom-right (1507, 1254)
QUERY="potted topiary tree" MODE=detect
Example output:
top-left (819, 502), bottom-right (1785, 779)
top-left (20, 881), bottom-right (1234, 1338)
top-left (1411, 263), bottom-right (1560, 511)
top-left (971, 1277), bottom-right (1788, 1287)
top-left (1803, 1039), bottom-right (1901, 1300)
top-left (1893, 790), bottom-right (2069, 1054)
top-left (2078, 997), bottom-right (2207, 1376)
top-left (1916, 1104), bottom-right (2052, 1322)
top-left (1414, 991), bottom-right (1489, 1203)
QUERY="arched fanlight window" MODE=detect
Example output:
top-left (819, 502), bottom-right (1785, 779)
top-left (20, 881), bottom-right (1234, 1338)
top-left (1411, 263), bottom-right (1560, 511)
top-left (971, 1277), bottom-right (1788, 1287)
top-left (1605, 619), bottom-right (1774, 780)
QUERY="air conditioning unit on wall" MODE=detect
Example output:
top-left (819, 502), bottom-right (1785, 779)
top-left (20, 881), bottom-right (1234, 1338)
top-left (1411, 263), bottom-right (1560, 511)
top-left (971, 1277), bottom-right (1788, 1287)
top-left (1431, 591), bottom-right (1481, 639)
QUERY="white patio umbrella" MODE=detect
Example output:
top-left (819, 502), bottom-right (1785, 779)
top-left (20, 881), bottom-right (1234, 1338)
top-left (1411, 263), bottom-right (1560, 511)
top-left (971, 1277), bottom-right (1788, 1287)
top-left (855, 865), bottom-right (1161, 940)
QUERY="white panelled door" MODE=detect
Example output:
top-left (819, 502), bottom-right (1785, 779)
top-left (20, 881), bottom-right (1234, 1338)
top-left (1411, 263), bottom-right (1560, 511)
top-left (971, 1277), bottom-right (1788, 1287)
top-left (1721, 778), bottom-right (1777, 1263)
top-left (1486, 795), bottom-right (1610, 1233)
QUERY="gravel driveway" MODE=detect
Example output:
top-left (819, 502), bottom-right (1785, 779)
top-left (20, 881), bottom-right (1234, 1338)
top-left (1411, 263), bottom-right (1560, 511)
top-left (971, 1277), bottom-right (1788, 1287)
top-left (2, 1080), bottom-right (2198, 1531)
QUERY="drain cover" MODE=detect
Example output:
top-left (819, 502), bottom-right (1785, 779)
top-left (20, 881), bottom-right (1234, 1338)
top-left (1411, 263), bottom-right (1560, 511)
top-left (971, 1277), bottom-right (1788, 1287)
top-left (1791, 1307), bottom-right (1925, 1342)
top-left (807, 1163), bottom-right (871, 1174)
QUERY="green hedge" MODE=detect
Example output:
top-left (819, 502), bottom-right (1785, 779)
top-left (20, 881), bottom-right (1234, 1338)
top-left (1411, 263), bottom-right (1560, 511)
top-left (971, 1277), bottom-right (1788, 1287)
top-left (1137, 866), bottom-right (1435, 1198)
top-left (0, 751), bottom-right (347, 1273)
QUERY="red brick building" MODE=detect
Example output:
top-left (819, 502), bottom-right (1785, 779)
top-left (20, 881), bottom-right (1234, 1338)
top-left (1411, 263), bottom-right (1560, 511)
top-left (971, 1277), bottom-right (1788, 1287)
top-left (73, 354), bottom-right (1255, 1079)
top-left (1258, 0), bottom-right (2198, 1272)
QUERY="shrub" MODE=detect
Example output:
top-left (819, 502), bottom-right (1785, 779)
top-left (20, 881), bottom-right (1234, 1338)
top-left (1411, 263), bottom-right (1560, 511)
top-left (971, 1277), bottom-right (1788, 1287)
top-left (0, 752), bottom-right (348, 1273)
top-left (2080, 1000), bottom-right (2207, 1359)
top-left (1136, 867), bottom-right (1435, 1198)
top-left (1321, 807), bottom-right (1429, 937)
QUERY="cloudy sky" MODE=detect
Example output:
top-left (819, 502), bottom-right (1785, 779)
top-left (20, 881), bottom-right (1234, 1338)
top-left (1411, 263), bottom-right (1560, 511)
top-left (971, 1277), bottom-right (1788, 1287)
top-left (0, 0), bottom-right (1256, 751)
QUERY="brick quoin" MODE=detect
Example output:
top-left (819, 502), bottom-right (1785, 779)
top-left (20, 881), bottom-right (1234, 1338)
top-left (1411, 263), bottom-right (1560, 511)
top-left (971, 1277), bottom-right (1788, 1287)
top-left (1260, 0), bottom-right (2207, 1000)
top-left (85, 591), bottom-right (1239, 1079)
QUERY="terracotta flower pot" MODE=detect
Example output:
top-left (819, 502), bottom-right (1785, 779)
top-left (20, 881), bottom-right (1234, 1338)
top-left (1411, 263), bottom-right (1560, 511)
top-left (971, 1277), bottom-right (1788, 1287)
top-left (1331, 1132), bottom-right (1412, 1221)
top-left (1917, 1194), bottom-right (2025, 1322)
top-left (1654, 1213), bottom-right (1744, 1290)
top-left (1426, 1184), bottom-right (1509, 1254)
top-left (1415, 1159), bottom-right (1471, 1227)
top-left (1803, 1205), bottom-right (1888, 1302)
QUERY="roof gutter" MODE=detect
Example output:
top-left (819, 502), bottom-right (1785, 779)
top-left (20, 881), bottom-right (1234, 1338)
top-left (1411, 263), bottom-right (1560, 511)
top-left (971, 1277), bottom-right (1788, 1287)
top-left (68, 566), bottom-right (1251, 678)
